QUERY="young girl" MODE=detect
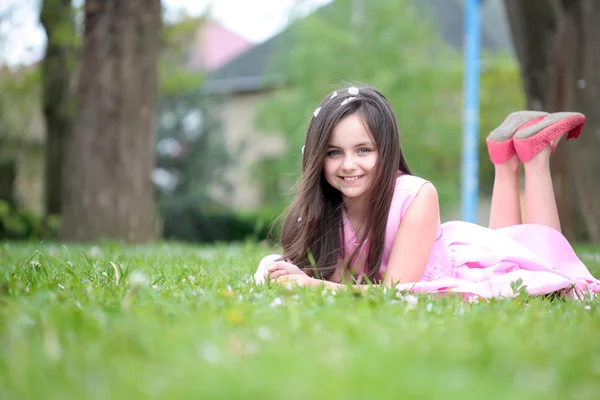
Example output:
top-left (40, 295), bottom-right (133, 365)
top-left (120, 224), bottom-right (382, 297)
top-left (254, 85), bottom-right (600, 299)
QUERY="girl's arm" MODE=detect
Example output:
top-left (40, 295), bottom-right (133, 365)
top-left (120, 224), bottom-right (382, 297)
top-left (382, 183), bottom-right (439, 286)
top-left (313, 182), bottom-right (439, 289)
top-left (267, 183), bottom-right (439, 289)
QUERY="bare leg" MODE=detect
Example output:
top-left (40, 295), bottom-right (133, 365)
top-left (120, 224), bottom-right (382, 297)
top-left (523, 146), bottom-right (561, 232)
top-left (489, 155), bottom-right (522, 229)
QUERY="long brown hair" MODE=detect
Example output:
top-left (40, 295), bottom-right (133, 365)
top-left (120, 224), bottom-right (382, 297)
top-left (280, 86), bottom-right (411, 282)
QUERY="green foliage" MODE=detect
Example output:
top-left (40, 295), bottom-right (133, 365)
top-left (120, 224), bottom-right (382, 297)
top-left (0, 200), bottom-right (59, 240)
top-left (40, 0), bottom-right (80, 48)
top-left (478, 55), bottom-right (526, 192)
top-left (0, 65), bottom-right (41, 146)
top-left (0, 242), bottom-right (599, 398)
top-left (155, 14), bottom-right (239, 243)
top-left (155, 92), bottom-right (233, 241)
top-left (158, 65), bottom-right (205, 96)
top-left (255, 0), bottom-right (525, 215)
top-left (162, 207), bottom-right (281, 244)
top-left (159, 14), bottom-right (205, 95)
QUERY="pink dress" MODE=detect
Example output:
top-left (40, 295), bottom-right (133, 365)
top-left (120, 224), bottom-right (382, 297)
top-left (342, 173), bottom-right (600, 299)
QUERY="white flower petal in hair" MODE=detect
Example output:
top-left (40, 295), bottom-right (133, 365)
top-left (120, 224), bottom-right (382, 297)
top-left (330, 91), bottom-right (338, 99)
top-left (301, 145), bottom-right (305, 154)
top-left (348, 87), bottom-right (359, 95)
top-left (313, 107), bottom-right (322, 118)
top-left (340, 97), bottom-right (356, 106)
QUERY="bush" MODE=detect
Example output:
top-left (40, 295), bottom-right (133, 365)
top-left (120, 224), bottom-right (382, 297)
top-left (0, 200), bottom-right (60, 240)
top-left (161, 204), bottom-right (282, 244)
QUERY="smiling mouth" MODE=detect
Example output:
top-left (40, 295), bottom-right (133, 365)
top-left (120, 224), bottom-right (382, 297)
top-left (340, 175), bottom-right (364, 182)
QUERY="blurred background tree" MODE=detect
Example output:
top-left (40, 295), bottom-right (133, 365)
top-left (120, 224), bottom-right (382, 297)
top-left (504, 0), bottom-right (600, 242)
top-left (1, 0), bottom-right (238, 243)
top-left (60, 0), bottom-right (162, 243)
top-left (40, 0), bottom-right (77, 218)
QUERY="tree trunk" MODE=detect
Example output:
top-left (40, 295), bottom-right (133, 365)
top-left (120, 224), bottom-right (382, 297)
top-left (40, 0), bottom-right (77, 217)
top-left (503, 0), bottom-right (600, 242)
top-left (61, 0), bottom-right (161, 243)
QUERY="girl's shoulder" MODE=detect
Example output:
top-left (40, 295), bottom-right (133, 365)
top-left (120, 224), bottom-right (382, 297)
top-left (387, 173), bottom-right (439, 234)
top-left (394, 173), bottom-right (432, 194)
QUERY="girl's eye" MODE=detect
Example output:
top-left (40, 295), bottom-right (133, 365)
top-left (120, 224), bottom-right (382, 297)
top-left (358, 148), bottom-right (370, 154)
top-left (327, 150), bottom-right (341, 156)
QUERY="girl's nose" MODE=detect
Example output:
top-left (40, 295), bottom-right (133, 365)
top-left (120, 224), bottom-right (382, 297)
top-left (342, 155), bottom-right (357, 170)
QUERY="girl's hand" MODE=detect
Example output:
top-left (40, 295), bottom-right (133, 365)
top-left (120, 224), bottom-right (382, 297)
top-left (264, 261), bottom-right (306, 281)
top-left (275, 274), bottom-right (319, 287)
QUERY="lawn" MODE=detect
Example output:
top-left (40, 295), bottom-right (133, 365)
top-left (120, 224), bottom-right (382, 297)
top-left (1, 241), bottom-right (599, 399)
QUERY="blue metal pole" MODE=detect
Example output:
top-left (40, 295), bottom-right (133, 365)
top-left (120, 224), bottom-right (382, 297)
top-left (461, 0), bottom-right (481, 223)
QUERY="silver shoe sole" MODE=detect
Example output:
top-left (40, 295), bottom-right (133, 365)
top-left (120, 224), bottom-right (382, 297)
top-left (488, 111), bottom-right (548, 142)
top-left (513, 112), bottom-right (584, 140)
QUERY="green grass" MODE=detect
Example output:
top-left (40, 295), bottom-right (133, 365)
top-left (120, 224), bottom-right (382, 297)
top-left (1, 241), bottom-right (599, 400)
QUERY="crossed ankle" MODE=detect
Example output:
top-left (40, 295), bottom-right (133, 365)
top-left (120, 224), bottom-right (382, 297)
top-left (494, 155), bottom-right (520, 173)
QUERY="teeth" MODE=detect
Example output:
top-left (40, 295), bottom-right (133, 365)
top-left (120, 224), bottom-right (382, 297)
top-left (343, 176), bottom-right (361, 181)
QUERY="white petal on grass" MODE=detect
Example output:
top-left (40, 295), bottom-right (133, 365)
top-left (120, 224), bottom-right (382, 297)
top-left (257, 326), bottom-right (273, 341)
top-left (89, 246), bottom-right (103, 258)
top-left (197, 342), bottom-right (221, 364)
top-left (270, 297), bottom-right (284, 308)
top-left (128, 271), bottom-right (149, 288)
top-left (396, 293), bottom-right (419, 310)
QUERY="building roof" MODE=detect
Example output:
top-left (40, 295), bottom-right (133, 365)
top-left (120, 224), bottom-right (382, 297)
top-left (187, 20), bottom-right (254, 71)
top-left (202, 0), bottom-right (514, 94)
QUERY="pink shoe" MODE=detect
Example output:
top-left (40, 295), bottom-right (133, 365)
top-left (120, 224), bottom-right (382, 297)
top-left (513, 112), bottom-right (586, 162)
top-left (486, 111), bottom-right (548, 164)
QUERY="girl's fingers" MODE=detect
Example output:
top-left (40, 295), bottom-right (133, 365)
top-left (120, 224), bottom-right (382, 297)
top-left (276, 275), bottom-right (294, 284)
top-left (267, 262), bottom-right (285, 271)
top-left (264, 262), bottom-right (283, 279)
top-left (270, 270), bottom-right (291, 281)
top-left (267, 262), bottom-right (293, 273)
top-left (264, 261), bottom-right (305, 280)
top-left (264, 269), bottom-right (287, 280)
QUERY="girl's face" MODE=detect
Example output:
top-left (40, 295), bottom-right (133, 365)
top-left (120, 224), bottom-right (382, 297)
top-left (323, 113), bottom-right (378, 203)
